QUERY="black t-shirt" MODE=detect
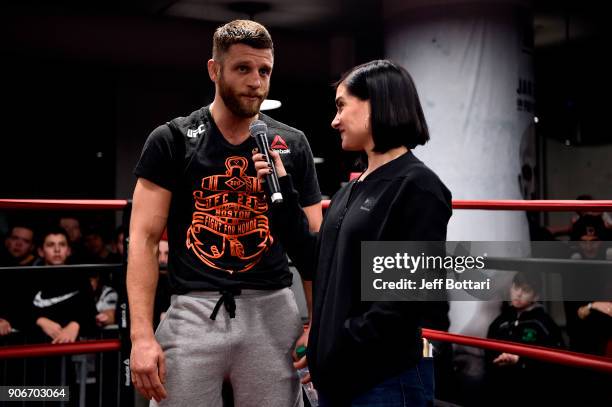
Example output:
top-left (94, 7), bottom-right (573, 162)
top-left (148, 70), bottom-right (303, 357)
top-left (134, 106), bottom-right (321, 293)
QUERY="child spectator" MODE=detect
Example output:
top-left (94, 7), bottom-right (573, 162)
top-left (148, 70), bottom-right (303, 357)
top-left (486, 272), bottom-right (563, 406)
top-left (31, 227), bottom-right (97, 343)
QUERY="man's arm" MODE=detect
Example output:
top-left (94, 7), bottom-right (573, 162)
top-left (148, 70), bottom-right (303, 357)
top-left (303, 202), bottom-right (322, 232)
top-left (127, 178), bottom-right (171, 403)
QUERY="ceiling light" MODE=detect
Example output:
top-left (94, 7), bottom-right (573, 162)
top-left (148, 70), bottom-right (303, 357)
top-left (261, 99), bottom-right (282, 111)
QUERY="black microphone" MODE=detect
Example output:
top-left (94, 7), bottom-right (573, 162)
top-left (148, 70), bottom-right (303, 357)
top-left (249, 120), bottom-right (283, 204)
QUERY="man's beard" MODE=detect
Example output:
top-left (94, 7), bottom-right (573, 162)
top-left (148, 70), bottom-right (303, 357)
top-left (218, 73), bottom-right (267, 118)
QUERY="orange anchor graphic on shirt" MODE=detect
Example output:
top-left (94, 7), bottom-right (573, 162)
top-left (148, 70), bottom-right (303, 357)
top-left (186, 156), bottom-right (272, 274)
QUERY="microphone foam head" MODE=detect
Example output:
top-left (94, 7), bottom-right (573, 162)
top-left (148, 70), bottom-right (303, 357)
top-left (249, 120), bottom-right (268, 137)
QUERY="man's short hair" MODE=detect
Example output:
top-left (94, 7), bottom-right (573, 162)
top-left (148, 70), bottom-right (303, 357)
top-left (335, 59), bottom-right (430, 153)
top-left (212, 19), bottom-right (273, 61)
top-left (8, 223), bottom-right (34, 236)
top-left (38, 226), bottom-right (70, 248)
top-left (82, 224), bottom-right (111, 242)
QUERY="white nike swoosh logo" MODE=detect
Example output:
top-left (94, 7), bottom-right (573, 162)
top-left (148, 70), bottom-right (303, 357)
top-left (33, 291), bottom-right (79, 308)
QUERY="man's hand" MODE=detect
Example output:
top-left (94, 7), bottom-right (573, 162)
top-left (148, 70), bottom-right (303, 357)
top-left (130, 336), bottom-right (167, 403)
top-left (0, 318), bottom-right (12, 336)
top-left (293, 327), bottom-right (311, 384)
top-left (36, 317), bottom-right (63, 340)
top-left (578, 301), bottom-right (612, 319)
top-left (52, 322), bottom-right (80, 344)
top-left (493, 352), bottom-right (519, 366)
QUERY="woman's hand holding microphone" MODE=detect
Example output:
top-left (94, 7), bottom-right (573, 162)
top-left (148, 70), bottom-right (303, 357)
top-left (252, 148), bottom-right (287, 180)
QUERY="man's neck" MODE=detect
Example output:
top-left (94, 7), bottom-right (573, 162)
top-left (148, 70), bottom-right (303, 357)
top-left (210, 100), bottom-right (258, 146)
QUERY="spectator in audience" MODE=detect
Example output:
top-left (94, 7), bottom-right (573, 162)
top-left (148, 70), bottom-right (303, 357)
top-left (1, 224), bottom-right (36, 266)
top-left (112, 225), bottom-right (126, 259)
top-left (569, 214), bottom-right (609, 260)
top-left (1, 224), bottom-right (38, 337)
top-left (60, 216), bottom-right (82, 245)
top-left (547, 194), bottom-right (612, 237)
top-left (574, 299), bottom-right (612, 355)
top-left (158, 238), bottom-right (169, 267)
top-left (564, 215), bottom-right (611, 355)
top-left (30, 227), bottom-right (97, 343)
top-left (82, 225), bottom-right (121, 264)
top-left (486, 272), bottom-right (563, 406)
top-left (59, 216), bottom-right (87, 263)
top-left (15, 227), bottom-right (97, 398)
top-left (89, 270), bottom-right (118, 328)
top-left (564, 215), bottom-right (612, 407)
top-left (571, 194), bottom-right (612, 227)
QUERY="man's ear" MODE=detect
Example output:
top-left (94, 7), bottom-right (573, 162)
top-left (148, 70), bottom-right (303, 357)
top-left (38, 247), bottom-right (44, 258)
top-left (207, 59), bottom-right (219, 82)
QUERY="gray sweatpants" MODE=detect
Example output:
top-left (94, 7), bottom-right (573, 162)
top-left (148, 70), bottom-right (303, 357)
top-left (151, 288), bottom-right (305, 407)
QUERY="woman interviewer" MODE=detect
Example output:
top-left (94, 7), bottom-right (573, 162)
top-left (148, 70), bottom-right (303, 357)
top-left (253, 60), bottom-right (452, 406)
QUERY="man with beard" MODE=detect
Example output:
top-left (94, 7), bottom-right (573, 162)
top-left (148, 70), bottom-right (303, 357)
top-left (128, 20), bottom-right (321, 406)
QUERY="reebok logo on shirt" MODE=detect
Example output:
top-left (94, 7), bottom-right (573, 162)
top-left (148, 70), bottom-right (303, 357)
top-left (270, 135), bottom-right (291, 154)
top-left (360, 197), bottom-right (376, 211)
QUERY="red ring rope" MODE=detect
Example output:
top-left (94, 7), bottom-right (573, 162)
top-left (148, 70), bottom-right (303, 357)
top-left (1, 331), bottom-right (609, 373)
top-left (452, 199), bottom-right (612, 211)
top-left (0, 339), bottom-right (120, 359)
top-left (422, 329), bottom-right (612, 373)
top-left (0, 199), bottom-right (129, 210)
top-left (1, 199), bottom-right (612, 212)
top-left (321, 199), bottom-right (612, 211)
